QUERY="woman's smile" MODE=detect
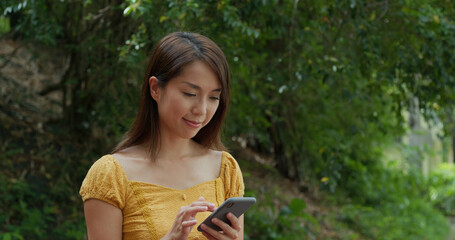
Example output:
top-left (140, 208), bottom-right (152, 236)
top-left (183, 118), bottom-right (203, 128)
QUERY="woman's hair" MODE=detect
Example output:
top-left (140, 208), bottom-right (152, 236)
top-left (113, 32), bottom-right (230, 158)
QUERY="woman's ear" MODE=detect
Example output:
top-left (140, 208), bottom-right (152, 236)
top-left (149, 76), bottom-right (160, 101)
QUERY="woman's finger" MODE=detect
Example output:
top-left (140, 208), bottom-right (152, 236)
top-left (200, 224), bottom-right (223, 239)
top-left (189, 199), bottom-right (216, 211)
top-left (201, 230), bottom-right (217, 240)
top-left (189, 201), bottom-right (215, 208)
top-left (181, 219), bottom-right (198, 227)
top-left (211, 216), bottom-right (239, 239)
top-left (201, 222), bottom-right (239, 240)
top-left (226, 213), bottom-right (241, 231)
top-left (182, 206), bottom-right (209, 219)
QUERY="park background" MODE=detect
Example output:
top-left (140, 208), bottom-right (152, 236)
top-left (1, 0), bottom-right (455, 239)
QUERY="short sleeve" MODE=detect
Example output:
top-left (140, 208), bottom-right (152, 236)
top-left (79, 155), bottom-right (128, 209)
top-left (222, 152), bottom-right (245, 199)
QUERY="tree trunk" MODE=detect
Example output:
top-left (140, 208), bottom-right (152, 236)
top-left (268, 119), bottom-right (300, 181)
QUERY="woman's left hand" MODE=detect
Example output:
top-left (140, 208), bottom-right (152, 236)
top-left (200, 212), bottom-right (242, 240)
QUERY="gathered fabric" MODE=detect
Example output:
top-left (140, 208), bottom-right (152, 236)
top-left (80, 151), bottom-right (245, 240)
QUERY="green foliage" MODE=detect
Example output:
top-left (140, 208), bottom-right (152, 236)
top-left (429, 163), bottom-right (455, 216)
top-left (0, 16), bottom-right (9, 34)
top-left (0, 169), bottom-right (86, 239)
top-left (2, 0), bottom-right (455, 239)
top-left (341, 199), bottom-right (449, 240)
top-left (2, 0), bottom-right (64, 45)
top-left (338, 163), bottom-right (450, 240)
top-left (244, 190), bottom-right (318, 240)
top-left (0, 128), bottom-right (96, 238)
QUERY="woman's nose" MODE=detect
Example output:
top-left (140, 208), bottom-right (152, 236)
top-left (192, 99), bottom-right (207, 116)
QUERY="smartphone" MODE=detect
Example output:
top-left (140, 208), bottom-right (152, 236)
top-left (197, 197), bottom-right (256, 232)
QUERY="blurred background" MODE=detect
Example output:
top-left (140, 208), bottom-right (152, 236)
top-left (1, 0), bottom-right (454, 239)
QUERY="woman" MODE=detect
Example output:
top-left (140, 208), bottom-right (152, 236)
top-left (80, 32), bottom-right (245, 240)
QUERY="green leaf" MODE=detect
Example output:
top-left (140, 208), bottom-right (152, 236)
top-left (289, 198), bottom-right (306, 213)
top-left (3, 233), bottom-right (11, 240)
top-left (123, 6), bottom-right (132, 16)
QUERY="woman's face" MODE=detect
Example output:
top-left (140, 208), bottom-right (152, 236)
top-left (151, 61), bottom-right (222, 140)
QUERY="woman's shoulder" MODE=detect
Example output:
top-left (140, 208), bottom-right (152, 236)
top-left (111, 147), bottom-right (152, 182)
top-left (80, 154), bottom-right (130, 208)
top-left (207, 149), bottom-right (224, 162)
top-left (86, 154), bottom-right (123, 176)
top-left (80, 155), bottom-right (129, 188)
top-left (217, 150), bottom-right (245, 198)
top-left (220, 151), bottom-right (239, 167)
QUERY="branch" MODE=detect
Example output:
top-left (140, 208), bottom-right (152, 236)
top-left (0, 42), bottom-right (27, 70)
top-left (38, 81), bottom-right (64, 96)
top-left (378, 0), bottom-right (389, 20)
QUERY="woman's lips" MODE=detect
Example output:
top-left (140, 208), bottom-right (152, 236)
top-left (183, 118), bottom-right (202, 128)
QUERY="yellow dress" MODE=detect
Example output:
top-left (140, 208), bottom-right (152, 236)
top-left (79, 151), bottom-right (245, 240)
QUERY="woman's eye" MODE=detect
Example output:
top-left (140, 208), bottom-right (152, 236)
top-left (183, 92), bottom-right (196, 97)
top-left (210, 96), bottom-right (220, 101)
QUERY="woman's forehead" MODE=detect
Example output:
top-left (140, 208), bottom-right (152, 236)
top-left (172, 61), bottom-right (221, 89)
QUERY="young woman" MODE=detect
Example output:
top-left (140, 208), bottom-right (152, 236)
top-left (80, 32), bottom-right (245, 240)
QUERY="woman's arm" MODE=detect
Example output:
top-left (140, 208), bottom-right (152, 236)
top-left (84, 199), bottom-right (123, 240)
top-left (238, 215), bottom-right (244, 240)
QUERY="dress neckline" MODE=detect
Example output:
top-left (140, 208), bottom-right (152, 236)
top-left (107, 151), bottom-right (226, 192)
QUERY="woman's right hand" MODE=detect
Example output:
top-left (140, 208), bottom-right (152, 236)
top-left (162, 197), bottom-right (215, 240)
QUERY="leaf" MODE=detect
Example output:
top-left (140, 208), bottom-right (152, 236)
top-left (123, 6), bottom-right (132, 16)
top-left (3, 233), bottom-right (11, 240)
top-left (433, 15), bottom-right (440, 24)
top-left (289, 198), bottom-right (306, 213)
top-left (279, 206), bottom-right (292, 215)
top-left (178, 12), bottom-right (186, 20)
top-left (369, 11), bottom-right (376, 21)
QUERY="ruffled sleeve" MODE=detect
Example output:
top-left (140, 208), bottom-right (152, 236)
top-left (79, 155), bottom-right (128, 209)
top-left (222, 152), bottom-right (245, 199)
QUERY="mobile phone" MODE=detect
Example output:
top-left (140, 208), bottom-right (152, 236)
top-left (197, 197), bottom-right (256, 232)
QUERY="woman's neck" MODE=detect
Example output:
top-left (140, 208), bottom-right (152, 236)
top-left (154, 136), bottom-right (204, 162)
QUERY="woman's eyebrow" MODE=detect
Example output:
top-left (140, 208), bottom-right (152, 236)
top-left (182, 81), bottom-right (222, 92)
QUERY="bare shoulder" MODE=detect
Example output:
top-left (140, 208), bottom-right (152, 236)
top-left (190, 141), bottom-right (222, 163)
top-left (197, 147), bottom-right (222, 163)
top-left (111, 146), bottom-right (152, 181)
top-left (204, 149), bottom-right (223, 174)
top-left (208, 149), bottom-right (223, 161)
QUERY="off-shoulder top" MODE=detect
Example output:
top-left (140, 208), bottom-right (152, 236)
top-left (79, 151), bottom-right (245, 239)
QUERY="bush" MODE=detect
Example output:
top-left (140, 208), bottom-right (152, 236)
top-left (244, 191), bottom-right (318, 240)
top-left (338, 163), bottom-right (450, 240)
top-left (429, 163), bottom-right (455, 216)
top-left (0, 132), bottom-right (92, 239)
top-left (0, 174), bottom-right (86, 239)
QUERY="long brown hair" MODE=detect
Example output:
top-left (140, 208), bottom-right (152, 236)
top-left (113, 32), bottom-right (230, 158)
